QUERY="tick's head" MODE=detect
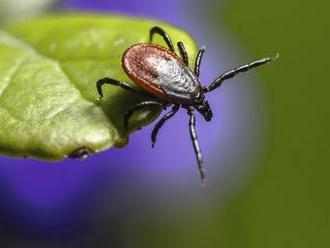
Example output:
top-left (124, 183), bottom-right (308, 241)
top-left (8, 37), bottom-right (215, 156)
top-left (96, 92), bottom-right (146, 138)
top-left (194, 94), bottom-right (213, 121)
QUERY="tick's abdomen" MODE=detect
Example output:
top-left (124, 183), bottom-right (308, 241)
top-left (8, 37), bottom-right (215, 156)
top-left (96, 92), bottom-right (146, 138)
top-left (122, 43), bottom-right (200, 104)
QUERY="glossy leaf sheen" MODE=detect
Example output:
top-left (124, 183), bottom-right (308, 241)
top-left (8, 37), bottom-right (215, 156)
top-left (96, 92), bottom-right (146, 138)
top-left (0, 14), bottom-right (197, 160)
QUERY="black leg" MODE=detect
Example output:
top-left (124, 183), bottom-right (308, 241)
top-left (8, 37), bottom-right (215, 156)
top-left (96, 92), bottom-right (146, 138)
top-left (187, 108), bottom-right (205, 183)
top-left (96, 77), bottom-right (146, 97)
top-left (151, 105), bottom-right (180, 148)
top-left (124, 100), bottom-right (165, 133)
top-left (149, 26), bottom-right (175, 52)
top-left (205, 57), bottom-right (273, 92)
top-left (194, 47), bottom-right (205, 77)
top-left (177, 42), bottom-right (189, 66)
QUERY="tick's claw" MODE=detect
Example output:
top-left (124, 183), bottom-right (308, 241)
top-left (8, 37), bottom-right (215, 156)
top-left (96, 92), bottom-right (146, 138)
top-left (97, 89), bottom-right (103, 98)
top-left (272, 53), bottom-right (280, 61)
top-left (124, 125), bottom-right (129, 134)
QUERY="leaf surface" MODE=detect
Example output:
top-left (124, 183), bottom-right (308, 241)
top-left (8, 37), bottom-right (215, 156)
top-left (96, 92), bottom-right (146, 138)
top-left (0, 14), bottom-right (197, 160)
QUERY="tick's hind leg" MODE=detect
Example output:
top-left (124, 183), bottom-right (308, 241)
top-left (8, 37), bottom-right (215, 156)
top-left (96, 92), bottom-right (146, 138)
top-left (151, 105), bottom-right (180, 148)
top-left (96, 77), bottom-right (147, 97)
top-left (177, 42), bottom-right (189, 66)
top-left (149, 26), bottom-right (175, 52)
top-left (124, 100), bottom-right (165, 133)
top-left (194, 48), bottom-right (206, 77)
top-left (187, 108), bottom-right (205, 183)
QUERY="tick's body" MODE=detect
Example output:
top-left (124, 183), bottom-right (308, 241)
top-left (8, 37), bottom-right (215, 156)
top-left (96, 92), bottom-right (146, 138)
top-left (97, 26), bottom-right (274, 182)
top-left (123, 44), bottom-right (200, 105)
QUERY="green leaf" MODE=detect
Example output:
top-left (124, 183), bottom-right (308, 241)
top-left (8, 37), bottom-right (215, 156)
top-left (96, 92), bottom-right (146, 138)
top-left (0, 14), bottom-right (197, 160)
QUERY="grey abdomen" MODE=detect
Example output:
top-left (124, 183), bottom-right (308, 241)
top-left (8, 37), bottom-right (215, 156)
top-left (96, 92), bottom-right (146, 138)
top-left (152, 58), bottom-right (200, 104)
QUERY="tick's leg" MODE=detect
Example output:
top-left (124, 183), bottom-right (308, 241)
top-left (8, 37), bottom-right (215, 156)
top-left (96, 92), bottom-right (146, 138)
top-left (177, 42), bottom-right (189, 66)
top-left (124, 100), bottom-right (165, 133)
top-left (151, 105), bottom-right (180, 148)
top-left (96, 77), bottom-right (147, 97)
top-left (187, 108), bottom-right (205, 183)
top-left (149, 26), bottom-right (175, 52)
top-left (194, 47), bottom-right (205, 77)
top-left (205, 56), bottom-right (274, 92)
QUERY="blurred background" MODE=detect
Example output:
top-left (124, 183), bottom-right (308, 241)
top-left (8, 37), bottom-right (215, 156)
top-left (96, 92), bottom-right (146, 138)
top-left (0, 0), bottom-right (329, 247)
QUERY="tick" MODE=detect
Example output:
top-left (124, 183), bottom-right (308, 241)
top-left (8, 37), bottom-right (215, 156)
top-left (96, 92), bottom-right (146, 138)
top-left (97, 26), bottom-right (275, 183)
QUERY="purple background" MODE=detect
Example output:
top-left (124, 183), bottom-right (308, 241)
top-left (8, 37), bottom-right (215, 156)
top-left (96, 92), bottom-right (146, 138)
top-left (0, 0), bottom-right (265, 242)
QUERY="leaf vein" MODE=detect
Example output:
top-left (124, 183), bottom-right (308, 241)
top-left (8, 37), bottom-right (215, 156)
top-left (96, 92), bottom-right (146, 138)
top-left (0, 55), bottom-right (28, 98)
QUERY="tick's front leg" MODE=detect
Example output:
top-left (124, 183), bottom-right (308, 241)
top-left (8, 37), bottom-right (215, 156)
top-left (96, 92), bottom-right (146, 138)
top-left (205, 56), bottom-right (274, 92)
top-left (187, 108), bottom-right (205, 183)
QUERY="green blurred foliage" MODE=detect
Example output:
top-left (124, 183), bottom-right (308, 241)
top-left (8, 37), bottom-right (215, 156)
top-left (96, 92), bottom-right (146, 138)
top-left (215, 0), bottom-right (330, 247)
